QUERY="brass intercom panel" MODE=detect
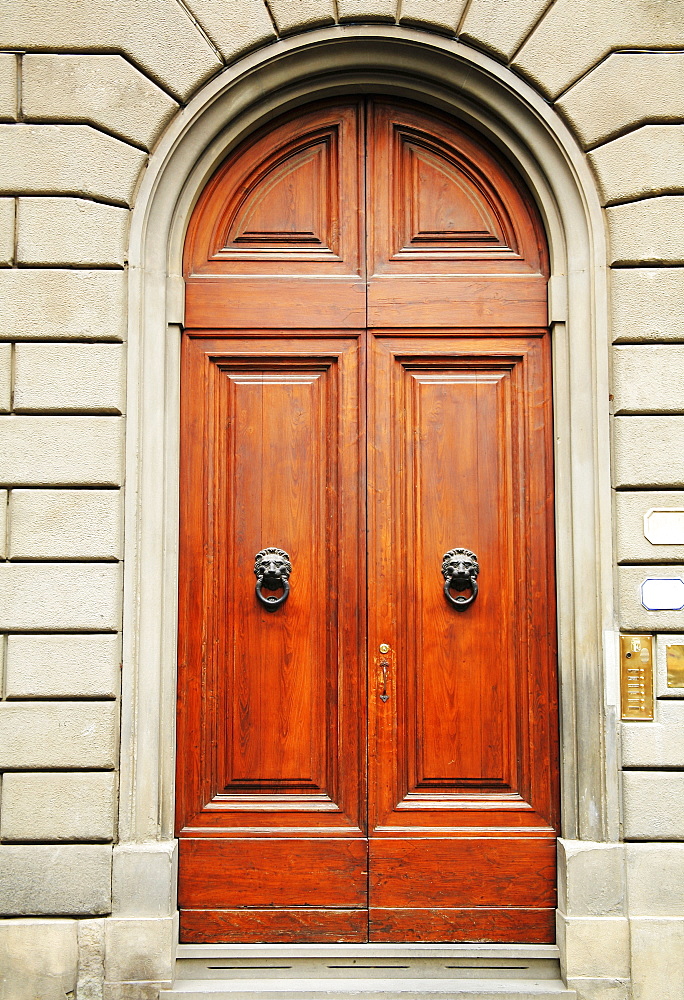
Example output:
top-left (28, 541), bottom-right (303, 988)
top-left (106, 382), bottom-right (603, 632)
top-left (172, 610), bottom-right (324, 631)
top-left (620, 635), bottom-right (654, 721)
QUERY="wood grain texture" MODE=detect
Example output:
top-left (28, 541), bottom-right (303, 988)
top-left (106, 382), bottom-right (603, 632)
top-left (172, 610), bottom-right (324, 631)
top-left (179, 839), bottom-right (368, 909)
top-left (178, 99), bottom-right (557, 943)
top-left (369, 838), bottom-right (557, 907)
top-left (370, 908), bottom-right (556, 943)
top-left (181, 909), bottom-right (368, 943)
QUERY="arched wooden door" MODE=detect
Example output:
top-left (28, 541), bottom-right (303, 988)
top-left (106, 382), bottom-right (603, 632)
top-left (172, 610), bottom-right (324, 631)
top-left (176, 99), bottom-right (559, 944)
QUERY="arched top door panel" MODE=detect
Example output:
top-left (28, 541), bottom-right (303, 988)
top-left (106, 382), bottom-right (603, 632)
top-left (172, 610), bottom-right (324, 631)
top-left (184, 102), bottom-right (364, 278)
top-left (184, 98), bottom-right (548, 329)
top-left (367, 101), bottom-right (547, 274)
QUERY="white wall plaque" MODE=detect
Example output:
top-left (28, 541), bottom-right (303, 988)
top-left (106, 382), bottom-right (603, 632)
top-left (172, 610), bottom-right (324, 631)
top-left (641, 578), bottom-right (684, 611)
top-left (644, 508), bottom-right (684, 545)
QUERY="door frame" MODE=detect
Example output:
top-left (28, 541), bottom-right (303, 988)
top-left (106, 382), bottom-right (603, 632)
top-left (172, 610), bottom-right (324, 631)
top-left (118, 25), bottom-right (617, 921)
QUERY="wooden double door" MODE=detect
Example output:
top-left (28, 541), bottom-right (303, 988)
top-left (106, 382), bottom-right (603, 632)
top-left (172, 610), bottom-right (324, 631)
top-left (176, 99), bottom-right (559, 944)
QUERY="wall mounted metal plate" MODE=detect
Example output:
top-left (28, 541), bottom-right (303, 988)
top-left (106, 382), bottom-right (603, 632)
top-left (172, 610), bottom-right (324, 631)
top-left (655, 634), bottom-right (684, 699)
top-left (620, 635), bottom-right (654, 721)
top-left (666, 643), bottom-right (684, 688)
top-left (641, 578), bottom-right (684, 611)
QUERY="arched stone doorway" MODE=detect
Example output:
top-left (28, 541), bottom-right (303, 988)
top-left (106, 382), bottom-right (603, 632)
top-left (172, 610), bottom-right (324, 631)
top-left (118, 26), bottom-right (615, 950)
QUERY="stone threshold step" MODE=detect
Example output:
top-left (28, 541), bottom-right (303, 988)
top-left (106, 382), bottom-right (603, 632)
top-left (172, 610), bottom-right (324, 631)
top-left (161, 978), bottom-right (575, 999)
top-left (176, 946), bottom-right (561, 960)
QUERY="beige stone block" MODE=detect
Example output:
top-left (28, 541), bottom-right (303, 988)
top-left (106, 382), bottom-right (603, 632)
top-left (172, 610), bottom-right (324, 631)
top-left (590, 126), bottom-right (684, 206)
top-left (0, 52), bottom-right (17, 121)
top-left (1, 772), bottom-right (116, 842)
top-left (112, 842), bottom-right (178, 917)
top-left (459, 0), bottom-right (550, 60)
top-left (623, 771), bottom-right (684, 840)
top-left (104, 984), bottom-right (167, 1000)
top-left (0, 845), bottom-right (111, 915)
top-left (607, 196), bottom-right (684, 266)
top-left (399, 0), bottom-right (464, 32)
top-left (0, 125), bottom-right (146, 206)
top-left (0, 196), bottom-right (14, 265)
top-left (0, 341), bottom-right (10, 412)
top-left (9, 488), bottom-right (122, 560)
top-left (514, 0), bottom-right (684, 100)
top-left (0, 562), bottom-right (121, 631)
top-left (22, 54), bottom-right (178, 150)
top-left (77, 918), bottom-right (106, 1000)
top-left (0, 488), bottom-right (6, 559)
top-left (0, 918), bottom-right (78, 1000)
top-left (615, 490), bottom-right (684, 564)
top-left (2, 0), bottom-right (221, 103)
top-left (630, 917), bottom-right (684, 1000)
top-left (104, 916), bottom-right (176, 983)
top-left (268, 0), bottom-right (335, 32)
top-left (337, 0), bottom-right (396, 20)
top-left (613, 345), bottom-right (684, 415)
top-left (618, 565), bottom-right (684, 632)
top-left (565, 981), bottom-right (629, 1000)
top-left (612, 268), bottom-right (684, 344)
top-left (0, 415), bottom-right (123, 486)
top-left (14, 343), bottom-right (125, 413)
top-left (6, 633), bottom-right (120, 699)
top-left (622, 701), bottom-right (684, 768)
top-left (558, 52), bottom-right (684, 149)
top-left (613, 416), bottom-right (684, 488)
top-left (183, 0), bottom-right (275, 63)
top-left (17, 197), bottom-right (128, 267)
top-left (0, 268), bottom-right (126, 341)
top-left (626, 844), bottom-right (684, 917)
top-left (0, 701), bottom-right (118, 769)
top-left (557, 840), bottom-right (625, 917)
top-left (558, 915), bottom-right (630, 980)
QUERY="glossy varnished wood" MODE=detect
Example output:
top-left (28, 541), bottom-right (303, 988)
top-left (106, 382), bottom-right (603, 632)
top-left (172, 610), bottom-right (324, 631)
top-left (177, 98), bottom-right (558, 944)
top-left (366, 331), bottom-right (558, 940)
top-left (181, 909), bottom-right (368, 944)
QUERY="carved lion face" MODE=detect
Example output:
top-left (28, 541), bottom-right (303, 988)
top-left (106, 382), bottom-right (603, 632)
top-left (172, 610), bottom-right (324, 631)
top-left (254, 547), bottom-right (292, 587)
top-left (441, 548), bottom-right (479, 587)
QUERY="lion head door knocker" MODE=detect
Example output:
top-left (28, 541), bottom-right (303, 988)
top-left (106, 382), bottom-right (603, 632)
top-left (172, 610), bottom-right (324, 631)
top-left (441, 548), bottom-right (479, 611)
top-left (254, 547), bottom-right (292, 611)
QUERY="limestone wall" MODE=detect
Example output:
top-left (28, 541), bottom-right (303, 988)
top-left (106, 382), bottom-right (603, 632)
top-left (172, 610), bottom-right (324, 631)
top-left (0, 2), bottom-right (683, 998)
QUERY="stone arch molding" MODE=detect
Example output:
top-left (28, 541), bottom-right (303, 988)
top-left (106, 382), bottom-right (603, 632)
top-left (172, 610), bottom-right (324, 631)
top-left (120, 25), bottom-right (616, 907)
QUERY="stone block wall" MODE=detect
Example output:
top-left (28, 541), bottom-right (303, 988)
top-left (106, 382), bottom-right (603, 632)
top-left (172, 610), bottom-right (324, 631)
top-left (0, 1), bottom-right (683, 997)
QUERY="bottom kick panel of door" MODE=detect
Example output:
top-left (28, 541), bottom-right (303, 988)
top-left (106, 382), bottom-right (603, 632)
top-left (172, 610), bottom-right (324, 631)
top-left (179, 837), bottom-right (369, 943)
top-left (180, 909), bottom-right (369, 944)
top-left (369, 908), bottom-right (556, 943)
top-left (368, 836), bottom-right (556, 943)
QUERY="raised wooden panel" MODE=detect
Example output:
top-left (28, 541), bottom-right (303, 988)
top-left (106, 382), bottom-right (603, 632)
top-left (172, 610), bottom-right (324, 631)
top-left (368, 333), bottom-right (558, 827)
top-left (393, 134), bottom-right (513, 256)
top-left (184, 103), bottom-right (364, 278)
top-left (223, 135), bottom-right (336, 253)
top-left (176, 334), bottom-right (365, 836)
top-left (368, 101), bottom-right (547, 274)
